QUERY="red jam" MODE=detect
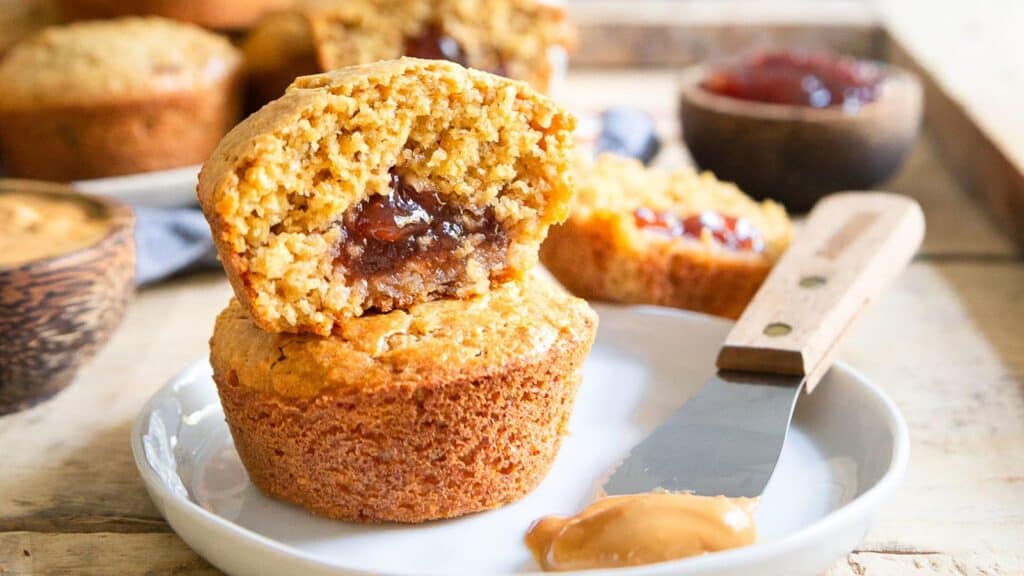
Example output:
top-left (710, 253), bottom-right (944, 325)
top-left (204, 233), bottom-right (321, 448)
top-left (701, 51), bottom-right (885, 110)
top-left (633, 207), bottom-right (764, 252)
top-left (404, 24), bottom-right (468, 67)
top-left (339, 170), bottom-right (504, 276)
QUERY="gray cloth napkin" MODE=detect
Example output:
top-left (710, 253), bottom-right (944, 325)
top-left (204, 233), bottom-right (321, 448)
top-left (134, 207), bottom-right (218, 285)
top-left (134, 107), bottom-right (662, 285)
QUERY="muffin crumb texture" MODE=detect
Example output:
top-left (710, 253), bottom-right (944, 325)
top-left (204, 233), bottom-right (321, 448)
top-left (199, 58), bottom-right (576, 335)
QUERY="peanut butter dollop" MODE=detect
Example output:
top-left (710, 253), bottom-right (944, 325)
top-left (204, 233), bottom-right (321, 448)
top-left (525, 492), bottom-right (758, 571)
top-left (0, 192), bottom-right (113, 268)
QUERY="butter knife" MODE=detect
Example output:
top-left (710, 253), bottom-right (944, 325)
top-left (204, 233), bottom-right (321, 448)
top-left (604, 192), bottom-right (924, 497)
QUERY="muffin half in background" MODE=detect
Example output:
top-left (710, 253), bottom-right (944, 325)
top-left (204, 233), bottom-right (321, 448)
top-left (0, 17), bottom-right (243, 181)
top-left (541, 154), bottom-right (793, 319)
top-left (53, 0), bottom-right (291, 30)
top-left (210, 273), bottom-right (598, 523)
top-left (243, 0), bottom-right (573, 108)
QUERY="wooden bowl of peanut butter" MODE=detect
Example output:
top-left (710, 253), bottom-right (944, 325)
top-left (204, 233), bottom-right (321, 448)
top-left (0, 180), bottom-right (135, 414)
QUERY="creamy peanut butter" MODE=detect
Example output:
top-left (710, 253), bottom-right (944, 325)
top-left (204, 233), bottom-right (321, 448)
top-left (0, 192), bottom-right (114, 268)
top-left (525, 492), bottom-right (758, 571)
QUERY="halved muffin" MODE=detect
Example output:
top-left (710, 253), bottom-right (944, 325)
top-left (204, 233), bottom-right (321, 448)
top-left (540, 154), bottom-right (792, 319)
top-left (210, 273), bottom-right (597, 523)
top-left (199, 58), bottom-right (576, 335)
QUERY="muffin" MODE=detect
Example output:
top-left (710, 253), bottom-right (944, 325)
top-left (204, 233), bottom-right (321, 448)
top-left (210, 273), bottom-right (598, 523)
top-left (54, 0), bottom-right (291, 30)
top-left (541, 155), bottom-right (792, 319)
top-left (0, 17), bottom-right (243, 181)
top-left (198, 58), bottom-right (576, 336)
top-left (242, 0), bottom-right (573, 107)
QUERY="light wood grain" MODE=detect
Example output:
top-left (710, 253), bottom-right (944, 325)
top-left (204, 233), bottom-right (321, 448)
top-left (718, 193), bottom-right (924, 390)
top-left (878, 0), bottom-right (1024, 252)
top-left (0, 533), bottom-right (218, 575)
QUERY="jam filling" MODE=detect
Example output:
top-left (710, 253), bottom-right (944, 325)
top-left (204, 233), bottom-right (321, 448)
top-left (403, 23), bottom-right (508, 76)
top-left (633, 207), bottom-right (764, 253)
top-left (701, 51), bottom-right (885, 110)
top-left (336, 170), bottom-right (507, 283)
top-left (403, 24), bottom-right (468, 67)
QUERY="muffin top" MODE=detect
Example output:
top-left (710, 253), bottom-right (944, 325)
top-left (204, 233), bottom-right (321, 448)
top-left (209, 272), bottom-right (597, 399)
top-left (0, 17), bottom-right (242, 109)
top-left (571, 154), bottom-right (792, 259)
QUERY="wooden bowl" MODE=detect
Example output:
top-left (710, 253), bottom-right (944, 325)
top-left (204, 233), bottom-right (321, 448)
top-left (679, 63), bottom-right (923, 212)
top-left (0, 180), bottom-right (135, 414)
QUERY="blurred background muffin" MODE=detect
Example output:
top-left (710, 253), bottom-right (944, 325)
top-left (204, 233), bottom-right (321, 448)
top-left (242, 0), bottom-right (573, 109)
top-left (52, 0), bottom-right (291, 31)
top-left (0, 17), bottom-right (243, 181)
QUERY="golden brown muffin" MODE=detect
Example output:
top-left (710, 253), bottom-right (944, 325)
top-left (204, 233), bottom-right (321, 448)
top-left (242, 0), bottom-right (572, 108)
top-left (0, 17), bottom-right (243, 181)
top-left (210, 273), bottom-right (598, 523)
top-left (199, 58), bottom-right (576, 336)
top-left (54, 0), bottom-right (291, 30)
top-left (541, 155), bottom-right (793, 319)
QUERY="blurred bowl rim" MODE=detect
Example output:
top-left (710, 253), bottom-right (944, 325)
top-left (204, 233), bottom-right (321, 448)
top-left (679, 60), bottom-right (923, 124)
top-left (0, 178), bottom-right (135, 274)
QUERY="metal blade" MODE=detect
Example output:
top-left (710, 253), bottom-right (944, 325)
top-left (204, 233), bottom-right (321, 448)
top-left (603, 372), bottom-right (804, 498)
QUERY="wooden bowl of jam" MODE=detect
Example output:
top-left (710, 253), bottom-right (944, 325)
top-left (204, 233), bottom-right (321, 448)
top-left (0, 180), bottom-right (135, 414)
top-left (679, 51), bottom-right (923, 212)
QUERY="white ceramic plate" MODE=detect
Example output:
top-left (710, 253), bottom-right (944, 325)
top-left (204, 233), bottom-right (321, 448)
top-left (72, 164), bottom-right (201, 208)
top-left (132, 304), bottom-right (908, 576)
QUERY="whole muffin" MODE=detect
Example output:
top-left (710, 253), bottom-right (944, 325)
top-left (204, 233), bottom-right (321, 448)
top-left (0, 17), bottom-right (243, 181)
top-left (242, 0), bottom-right (572, 108)
top-left (199, 58), bottom-right (576, 336)
top-left (54, 0), bottom-right (291, 30)
top-left (210, 273), bottom-right (598, 523)
top-left (541, 155), bottom-right (793, 319)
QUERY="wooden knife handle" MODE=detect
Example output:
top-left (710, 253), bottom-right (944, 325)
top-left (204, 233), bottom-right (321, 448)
top-left (716, 192), bottom-right (924, 392)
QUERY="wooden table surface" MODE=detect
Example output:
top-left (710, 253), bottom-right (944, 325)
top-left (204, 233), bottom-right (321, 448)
top-left (2, 4), bottom-right (1023, 576)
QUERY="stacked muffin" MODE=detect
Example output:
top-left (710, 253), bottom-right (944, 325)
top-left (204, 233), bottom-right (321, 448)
top-left (199, 58), bottom-right (597, 523)
top-left (242, 0), bottom-right (573, 107)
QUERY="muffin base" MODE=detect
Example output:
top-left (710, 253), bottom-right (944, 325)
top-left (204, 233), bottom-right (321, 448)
top-left (0, 80), bottom-right (241, 181)
top-left (541, 221), bottom-right (772, 320)
top-left (217, 345), bottom-right (585, 523)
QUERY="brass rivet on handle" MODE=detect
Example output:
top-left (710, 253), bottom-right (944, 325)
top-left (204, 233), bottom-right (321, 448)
top-left (799, 275), bottom-right (827, 288)
top-left (763, 322), bottom-right (792, 337)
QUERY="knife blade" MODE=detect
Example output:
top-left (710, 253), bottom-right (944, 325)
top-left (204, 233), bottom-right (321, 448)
top-left (604, 192), bottom-right (924, 497)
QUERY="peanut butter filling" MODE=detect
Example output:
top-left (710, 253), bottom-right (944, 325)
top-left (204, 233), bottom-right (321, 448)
top-left (0, 192), bottom-right (113, 268)
top-left (525, 492), bottom-right (758, 571)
